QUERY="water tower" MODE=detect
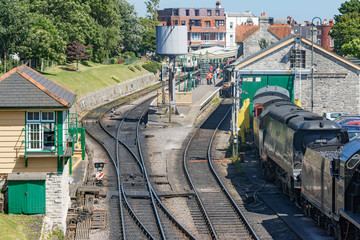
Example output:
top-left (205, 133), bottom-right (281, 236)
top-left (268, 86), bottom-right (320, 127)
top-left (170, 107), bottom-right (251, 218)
top-left (156, 26), bottom-right (188, 114)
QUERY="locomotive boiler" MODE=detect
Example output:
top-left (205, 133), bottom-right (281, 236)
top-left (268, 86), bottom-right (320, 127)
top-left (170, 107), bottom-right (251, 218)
top-left (252, 85), bottom-right (360, 238)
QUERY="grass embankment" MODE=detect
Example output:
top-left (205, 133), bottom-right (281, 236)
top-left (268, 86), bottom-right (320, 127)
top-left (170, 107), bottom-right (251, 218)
top-left (0, 214), bottom-right (43, 240)
top-left (42, 61), bottom-right (150, 98)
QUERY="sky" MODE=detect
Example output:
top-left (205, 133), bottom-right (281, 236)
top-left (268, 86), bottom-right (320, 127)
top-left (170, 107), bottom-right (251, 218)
top-left (127, 0), bottom-right (345, 23)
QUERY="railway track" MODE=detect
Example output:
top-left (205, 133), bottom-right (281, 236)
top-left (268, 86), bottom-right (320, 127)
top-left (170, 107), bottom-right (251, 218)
top-left (83, 90), bottom-right (195, 239)
top-left (184, 98), bottom-right (259, 240)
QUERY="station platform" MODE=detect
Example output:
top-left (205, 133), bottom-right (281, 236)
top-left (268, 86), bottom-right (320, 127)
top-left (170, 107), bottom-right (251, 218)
top-left (148, 79), bottom-right (223, 126)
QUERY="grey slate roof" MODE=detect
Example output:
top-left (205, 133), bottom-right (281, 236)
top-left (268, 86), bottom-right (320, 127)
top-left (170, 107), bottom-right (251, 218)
top-left (0, 66), bottom-right (76, 108)
top-left (230, 35), bottom-right (295, 67)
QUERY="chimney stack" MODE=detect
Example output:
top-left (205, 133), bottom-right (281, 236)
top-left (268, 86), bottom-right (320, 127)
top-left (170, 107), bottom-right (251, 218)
top-left (329, 19), bottom-right (334, 26)
top-left (216, 1), bottom-right (221, 9)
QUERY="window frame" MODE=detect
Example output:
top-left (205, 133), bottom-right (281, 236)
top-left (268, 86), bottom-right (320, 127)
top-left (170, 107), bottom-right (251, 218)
top-left (215, 20), bottom-right (225, 27)
top-left (195, 10), bottom-right (199, 16)
top-left (207, 10), bottom-right (212, 16)
top-left (186, 9), bottom-right (189, 16)
top-left (26, 111), bottom-right (56, 152)
top-left (205, 21), bottom-right (211, 27)
top-left (216, 10), bottom-right (220, 16)
top-left (290, 49), bottom-right (306, 69)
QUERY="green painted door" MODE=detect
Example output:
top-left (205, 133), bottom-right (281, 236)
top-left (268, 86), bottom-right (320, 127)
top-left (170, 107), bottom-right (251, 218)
top-left (8, 180), bottom-right (45, 214)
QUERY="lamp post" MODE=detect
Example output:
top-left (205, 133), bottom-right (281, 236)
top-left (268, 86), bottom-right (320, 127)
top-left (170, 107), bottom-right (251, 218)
top-left (192, 54), bottom-right (196, 89)
top-left (311, 17), bottom-right (322, 112)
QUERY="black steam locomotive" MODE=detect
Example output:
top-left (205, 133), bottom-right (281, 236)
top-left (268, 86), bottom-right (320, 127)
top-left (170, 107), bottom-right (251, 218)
top-left (253, 85), bottom-right (360, 239)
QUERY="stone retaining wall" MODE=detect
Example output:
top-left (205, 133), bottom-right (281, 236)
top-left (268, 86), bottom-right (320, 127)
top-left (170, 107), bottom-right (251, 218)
top-left (46, 162), bottom-right (70, 233)
top-left (71, 73), bottom-right (157, 113)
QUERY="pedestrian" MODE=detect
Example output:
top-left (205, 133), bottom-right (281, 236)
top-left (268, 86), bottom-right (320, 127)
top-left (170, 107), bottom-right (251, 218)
top-left (216, 67), bottom-right (220, 78)
top-left (206, 72), bottom-right (212, 85)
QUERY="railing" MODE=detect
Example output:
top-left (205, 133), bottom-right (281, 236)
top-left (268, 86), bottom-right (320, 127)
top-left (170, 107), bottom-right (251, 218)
top-left (22, 113), bottom-right (86, 167)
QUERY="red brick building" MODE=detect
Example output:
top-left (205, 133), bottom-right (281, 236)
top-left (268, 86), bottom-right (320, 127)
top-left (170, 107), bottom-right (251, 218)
top-left (158, 1), bottom-right (226, 50)
top-left (316, 19), bottom-right (334, 51)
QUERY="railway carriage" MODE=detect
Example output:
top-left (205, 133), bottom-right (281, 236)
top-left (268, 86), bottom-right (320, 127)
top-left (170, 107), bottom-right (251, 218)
top-left (252, 86), bottom-right (360, 238)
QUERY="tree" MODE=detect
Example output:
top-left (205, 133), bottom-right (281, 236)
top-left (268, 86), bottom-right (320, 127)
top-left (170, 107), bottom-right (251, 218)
top-left (145, 0), bottom-right (160, 22)
top-left (118, 0), bottom-right (142, 52)
top-left (0, 0), bottom-right (30, 72)
top-left (139, 0), bottom-right (160, 54)
top-left (259, 39), bottom-right (270, 49)
top-left (331, 11), bottom-right (360, 56)
top-left (66, 41), bottom-right (92, 71)
top-left (335, 0), bottom-right (360, 22)
top-left (22, 14), bottom-right (66, 70)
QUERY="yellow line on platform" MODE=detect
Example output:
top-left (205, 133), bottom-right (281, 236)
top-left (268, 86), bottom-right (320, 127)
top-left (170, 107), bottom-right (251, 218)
top-left (72, 158), bottom-right (82, 172)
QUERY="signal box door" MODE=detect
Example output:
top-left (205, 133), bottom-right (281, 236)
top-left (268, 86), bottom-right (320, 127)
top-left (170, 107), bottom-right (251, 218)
top-left (8, 180), bottom-right (45, 214)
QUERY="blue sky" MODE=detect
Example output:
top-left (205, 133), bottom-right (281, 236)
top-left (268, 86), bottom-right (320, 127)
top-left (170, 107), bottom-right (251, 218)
top-left (127, 0), bottom-right (345, 22)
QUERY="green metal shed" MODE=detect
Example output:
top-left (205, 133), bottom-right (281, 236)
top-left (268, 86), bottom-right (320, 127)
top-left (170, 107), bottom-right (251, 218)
top-left (240, 74), bottom-right (294, 115)
top-left (7, 173), bottom-right (46, 214)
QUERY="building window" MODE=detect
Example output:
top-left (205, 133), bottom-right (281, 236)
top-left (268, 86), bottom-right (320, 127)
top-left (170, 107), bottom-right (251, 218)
top-left (230, 22), bottom-right (233, 29)
top-left (317, 30), bottom-right (322, 35)
top-left (317, 39), bottom-right (321, 45)
top-left (190, 32), bottom-right (201, 41)
top-left (215, 20), bottom-right (225, 27)
top-left (195, 10), bottom-right (199, 16)
top-left (26, 111), bottom-right (55, 151)
top-left (174, 20), bottom-right (178, 26)
top-left (205, 21), bottom-right (211, 27)
top-left (290, 50), bottom-right (306, 69)
top-left (190, 19), bottom-right (201, 26)
top-left (186, 10), bottom-right (189, 16)
top-left (330, 38), bottom-right (334, 48)
top-left (207, 10), bottom-right (212, 16)
top-left (173, 9), bottom-right (179, 16)
top-left (230, 34), bottom-right (234, 43)
top-left (216, 33), bottom-right (224, 41)
top-left (216, 10), bottom-right (220, 16)
top-left (181, 20), bottom-right (186, 25)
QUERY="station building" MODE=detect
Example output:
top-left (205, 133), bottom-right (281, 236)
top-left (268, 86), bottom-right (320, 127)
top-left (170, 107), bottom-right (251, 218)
top-left (0, 65), bottom-right (84, 231)
top-left (229, 35), bottom-right (360, 115)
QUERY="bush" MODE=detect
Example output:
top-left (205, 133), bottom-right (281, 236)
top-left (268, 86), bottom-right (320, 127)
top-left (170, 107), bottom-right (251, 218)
top-left (134, 64), bottom-right (141, 71)
top-left (128, 66), bottom-right (136, 72)
top-left (142, 61), bottom-right (161, 74)
top-left (110, 58), bottom-right (117, 64)
top-left (111, 75), bottom-right (120, 83)
top-left (124, 51), bottom-right (136, 59)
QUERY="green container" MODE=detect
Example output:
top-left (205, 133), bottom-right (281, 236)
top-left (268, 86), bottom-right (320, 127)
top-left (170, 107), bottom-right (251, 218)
top-left (8, 180), bottom-right (45, 214)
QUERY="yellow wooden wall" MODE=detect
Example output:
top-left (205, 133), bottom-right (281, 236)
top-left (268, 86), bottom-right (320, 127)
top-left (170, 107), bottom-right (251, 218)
top-left (0, 110), bottom-right (58, 173)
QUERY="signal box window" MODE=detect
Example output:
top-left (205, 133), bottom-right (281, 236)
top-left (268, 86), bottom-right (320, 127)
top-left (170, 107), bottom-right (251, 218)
top-left (26, 111), bottom-right (55, 151)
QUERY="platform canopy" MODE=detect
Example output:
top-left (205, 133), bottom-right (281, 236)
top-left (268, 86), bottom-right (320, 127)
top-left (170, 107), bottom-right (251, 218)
top-left (188, 46), bottom-right (238, 60)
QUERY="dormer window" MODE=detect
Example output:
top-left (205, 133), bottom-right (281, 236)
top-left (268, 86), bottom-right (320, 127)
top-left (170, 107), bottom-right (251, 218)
top-left (207, 10), bottom-right (212, 16)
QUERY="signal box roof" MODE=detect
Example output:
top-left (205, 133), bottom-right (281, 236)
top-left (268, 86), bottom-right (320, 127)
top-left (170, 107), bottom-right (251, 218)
top-left (0, 65), bottom-right (76, 109)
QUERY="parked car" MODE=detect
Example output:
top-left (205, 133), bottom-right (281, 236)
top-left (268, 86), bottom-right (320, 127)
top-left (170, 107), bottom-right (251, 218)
top-left (341, 124), bottom-right (360, 141)
top-left (323, 112), bottom-right (349, 121)
top-left (334, 115), bottom-right (360, 124)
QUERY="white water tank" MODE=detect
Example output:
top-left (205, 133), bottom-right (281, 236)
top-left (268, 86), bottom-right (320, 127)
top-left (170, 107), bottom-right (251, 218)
top-left (156, 26), bottom-right (188, 56)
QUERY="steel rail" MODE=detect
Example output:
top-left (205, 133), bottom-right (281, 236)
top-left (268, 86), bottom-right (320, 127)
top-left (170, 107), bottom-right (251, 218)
top-left (82, 105), bottom-right (154, 239)
top-left (137, 107), bottom-right (197, 240)
top-left (183, 120), bottom-right (219, 240)
top-left (101, 97), bottom-right (195, 239)
top-left (136, 107), bottom-right (166, 240)
top-left (207, 107), bottom-right (259, 240)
